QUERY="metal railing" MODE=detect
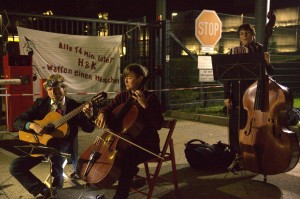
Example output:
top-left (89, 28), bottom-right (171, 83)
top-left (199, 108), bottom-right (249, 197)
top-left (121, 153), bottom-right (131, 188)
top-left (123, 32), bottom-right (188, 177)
top-left (1, 11), bottom-right (300, 114)
top-left (0, 11), bottom-right (163, 80)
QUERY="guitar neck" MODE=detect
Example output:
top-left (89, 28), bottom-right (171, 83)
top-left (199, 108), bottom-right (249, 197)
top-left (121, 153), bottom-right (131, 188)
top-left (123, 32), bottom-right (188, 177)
top-left (53, 103), bottom-right (86, 128)
top-left (49, 92), bottom-right (106, 129)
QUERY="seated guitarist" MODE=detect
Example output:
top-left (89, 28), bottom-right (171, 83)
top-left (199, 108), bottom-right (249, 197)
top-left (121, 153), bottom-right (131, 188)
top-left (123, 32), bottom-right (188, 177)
top-left (9, 74), bottom-right (95, 198)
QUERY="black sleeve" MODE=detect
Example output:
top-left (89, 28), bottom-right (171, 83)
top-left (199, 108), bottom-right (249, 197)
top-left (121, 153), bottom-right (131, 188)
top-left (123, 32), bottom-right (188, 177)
top-left (13, 98), bottom-right (47, 131)
top-left (143, 93), bottom-right (164, 130)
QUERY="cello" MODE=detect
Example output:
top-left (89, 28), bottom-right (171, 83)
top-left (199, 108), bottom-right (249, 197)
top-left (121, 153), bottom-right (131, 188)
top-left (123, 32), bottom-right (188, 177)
top-left (76, 65), bottom-right (163, 188)
top-left (239, 11), bottom-right (300, 178)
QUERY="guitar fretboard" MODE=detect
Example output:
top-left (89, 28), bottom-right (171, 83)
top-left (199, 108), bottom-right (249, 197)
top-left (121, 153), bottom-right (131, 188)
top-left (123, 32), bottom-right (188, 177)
top-left (53, 103), bottom-right (86, 128)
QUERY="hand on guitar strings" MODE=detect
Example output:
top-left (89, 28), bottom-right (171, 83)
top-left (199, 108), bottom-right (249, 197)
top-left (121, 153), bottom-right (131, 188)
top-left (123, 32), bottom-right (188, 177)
top-left (28, 122), bottom-right (46, 135)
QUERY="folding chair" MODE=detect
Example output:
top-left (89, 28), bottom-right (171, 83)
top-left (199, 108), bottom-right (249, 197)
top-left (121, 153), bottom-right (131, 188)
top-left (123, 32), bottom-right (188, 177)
top-left (131, 119), bottom-right (179, 199)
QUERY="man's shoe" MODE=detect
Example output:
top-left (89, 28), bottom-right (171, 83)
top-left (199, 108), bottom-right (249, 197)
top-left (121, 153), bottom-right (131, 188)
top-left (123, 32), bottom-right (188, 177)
top-left (41, 187), bottom-right (51, 198)
top-left (52, 177), bottom-right (64, 190)
top-left (35, 187), bottom-right (57, 199)
top-left (69, 171), bottom-right (80, 180)
top-left (96, 194), bottom-right (106, 199)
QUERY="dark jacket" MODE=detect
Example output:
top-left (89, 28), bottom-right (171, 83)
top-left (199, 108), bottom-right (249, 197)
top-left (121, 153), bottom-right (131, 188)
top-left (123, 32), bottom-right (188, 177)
top-left (14, 96), bottom-right (95, 146)
top-left (99, 89), bottom-right (164, 154)
top-left (224, 41), bottom-right (265, 105)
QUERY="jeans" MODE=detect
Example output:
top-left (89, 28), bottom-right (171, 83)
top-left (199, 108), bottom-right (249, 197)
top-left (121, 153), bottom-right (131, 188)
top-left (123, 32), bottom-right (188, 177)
top-left (70, 135), bottom-right (79, 171)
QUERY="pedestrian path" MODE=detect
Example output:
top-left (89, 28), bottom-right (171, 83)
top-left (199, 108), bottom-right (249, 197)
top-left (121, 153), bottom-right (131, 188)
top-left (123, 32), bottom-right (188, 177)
top-left (0, 118), bottom-right (299, 199)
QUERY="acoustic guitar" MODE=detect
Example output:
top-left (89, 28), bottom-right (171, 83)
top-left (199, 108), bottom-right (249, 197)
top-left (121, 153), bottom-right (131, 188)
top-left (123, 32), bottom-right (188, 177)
top-left (19, 92), bottom-right (107, 145)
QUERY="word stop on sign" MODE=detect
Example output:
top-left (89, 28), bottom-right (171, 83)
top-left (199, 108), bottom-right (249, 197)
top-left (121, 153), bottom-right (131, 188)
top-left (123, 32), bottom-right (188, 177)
top-left (197, 22), bottom-right (220, 36)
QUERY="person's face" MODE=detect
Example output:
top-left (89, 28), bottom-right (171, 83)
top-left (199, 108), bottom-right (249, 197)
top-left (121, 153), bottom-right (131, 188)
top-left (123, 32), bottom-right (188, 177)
top-left (239, 29), bottom-right (254, 46)
top-left (124, 72), bottom-right (143, 91)
top-left (46, 86), bottom-right (65, 102)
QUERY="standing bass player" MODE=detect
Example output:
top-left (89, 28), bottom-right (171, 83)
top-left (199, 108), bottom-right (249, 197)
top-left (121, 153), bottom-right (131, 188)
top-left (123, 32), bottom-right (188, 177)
top-left (223, 24), bottom-right (272, 170)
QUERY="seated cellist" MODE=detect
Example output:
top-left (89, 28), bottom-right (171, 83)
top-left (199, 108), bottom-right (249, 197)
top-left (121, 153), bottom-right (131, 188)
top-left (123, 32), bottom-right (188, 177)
top-left (94, 63), bottom-right (164, 199)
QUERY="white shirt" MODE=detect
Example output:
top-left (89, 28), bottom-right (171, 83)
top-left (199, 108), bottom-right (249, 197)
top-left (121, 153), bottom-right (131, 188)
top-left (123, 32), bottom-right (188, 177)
top-left (51, 97), bottom-right (66, 115)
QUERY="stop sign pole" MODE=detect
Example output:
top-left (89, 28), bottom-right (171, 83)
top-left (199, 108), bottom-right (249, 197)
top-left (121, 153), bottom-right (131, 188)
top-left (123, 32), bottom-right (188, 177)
top-left (195, 10), bottom-right (222, 53)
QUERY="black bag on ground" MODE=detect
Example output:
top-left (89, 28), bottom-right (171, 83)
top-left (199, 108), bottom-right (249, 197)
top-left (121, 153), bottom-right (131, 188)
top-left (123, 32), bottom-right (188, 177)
top-left (184, 139), bottom-right (235, 171)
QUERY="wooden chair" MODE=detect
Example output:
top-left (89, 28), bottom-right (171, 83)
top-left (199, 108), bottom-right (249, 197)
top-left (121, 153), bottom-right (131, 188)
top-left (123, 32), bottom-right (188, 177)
top-left (131, 119), bottom-right (179, 199)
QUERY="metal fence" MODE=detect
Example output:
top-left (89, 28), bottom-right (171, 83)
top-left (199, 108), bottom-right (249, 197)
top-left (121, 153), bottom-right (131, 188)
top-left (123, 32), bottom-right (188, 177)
top-left (0, 11), bottom-right (170, 106)
top-left (0, 11), bottom-right (163, 75)
top-left (1, 11), bottom-right (300, 114)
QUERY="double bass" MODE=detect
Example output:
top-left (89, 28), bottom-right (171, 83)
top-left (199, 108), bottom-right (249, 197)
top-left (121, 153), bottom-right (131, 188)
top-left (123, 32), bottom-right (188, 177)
top-left (239, 11), bottom-right (300, 178)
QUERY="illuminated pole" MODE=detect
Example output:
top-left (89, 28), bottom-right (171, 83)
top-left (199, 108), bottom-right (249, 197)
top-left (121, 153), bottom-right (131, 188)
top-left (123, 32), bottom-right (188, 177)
top-left (156, 0), bottom-right (167, 107)
top-left (255, 0), bottom-right (270, 44)
top-left (156, 0), bottom-right (166, 21)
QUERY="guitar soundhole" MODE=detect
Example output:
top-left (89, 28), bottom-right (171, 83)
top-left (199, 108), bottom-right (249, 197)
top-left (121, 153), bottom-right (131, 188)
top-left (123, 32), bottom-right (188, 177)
top-left (44, 123), bottom-right (55, 133)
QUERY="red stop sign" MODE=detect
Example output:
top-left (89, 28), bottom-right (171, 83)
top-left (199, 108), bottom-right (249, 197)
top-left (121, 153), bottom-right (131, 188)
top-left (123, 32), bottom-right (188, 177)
top-left (195, 10), bottom-right (222, 47)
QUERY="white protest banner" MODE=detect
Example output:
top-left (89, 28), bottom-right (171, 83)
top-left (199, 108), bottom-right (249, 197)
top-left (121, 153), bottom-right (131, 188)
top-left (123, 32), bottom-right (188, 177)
top-left (17, 26), bottom-right (122, 101)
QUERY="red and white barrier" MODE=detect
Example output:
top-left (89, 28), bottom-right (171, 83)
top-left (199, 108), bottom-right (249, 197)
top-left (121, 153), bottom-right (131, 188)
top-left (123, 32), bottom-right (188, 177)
top-left (0, 85), bottom-right (223, 97)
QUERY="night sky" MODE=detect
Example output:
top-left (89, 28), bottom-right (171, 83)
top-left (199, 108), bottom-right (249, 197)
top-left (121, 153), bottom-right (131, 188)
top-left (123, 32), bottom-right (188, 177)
top-left (0, 0), bottom-right (299, 21)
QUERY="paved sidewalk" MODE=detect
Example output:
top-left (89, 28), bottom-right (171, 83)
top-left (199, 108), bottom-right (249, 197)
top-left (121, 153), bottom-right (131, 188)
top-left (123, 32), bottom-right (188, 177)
top-left (0, 118), bottom-right (300, 199)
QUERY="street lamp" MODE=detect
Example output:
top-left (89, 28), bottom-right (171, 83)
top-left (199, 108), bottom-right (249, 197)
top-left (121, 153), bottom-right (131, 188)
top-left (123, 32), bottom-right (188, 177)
top-left (43, 10), bottom-right (53, 16)
top-left (171, 12), bottom-right (178, 21)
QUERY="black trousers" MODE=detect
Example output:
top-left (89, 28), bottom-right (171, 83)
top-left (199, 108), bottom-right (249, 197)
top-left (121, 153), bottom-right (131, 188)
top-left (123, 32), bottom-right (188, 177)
top-left (9, 139), bottom-right (69, 196)
top-left (9, 155), bottom-right (64, 196)
top-left (228, 106), bottom-right (248, 154)
top-left (113, 145), bottom-right (158, 199)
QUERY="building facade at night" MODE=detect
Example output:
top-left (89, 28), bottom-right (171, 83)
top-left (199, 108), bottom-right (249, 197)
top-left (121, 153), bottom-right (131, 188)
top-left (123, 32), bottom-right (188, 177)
top-left (171, 6), bottom-right (300, 56)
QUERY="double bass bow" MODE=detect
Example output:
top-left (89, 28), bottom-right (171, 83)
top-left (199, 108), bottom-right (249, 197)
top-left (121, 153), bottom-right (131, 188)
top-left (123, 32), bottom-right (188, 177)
top-left (239, 11), bottom-right (300, 178)
top-left (76, 65), bottom-right (163, 188)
